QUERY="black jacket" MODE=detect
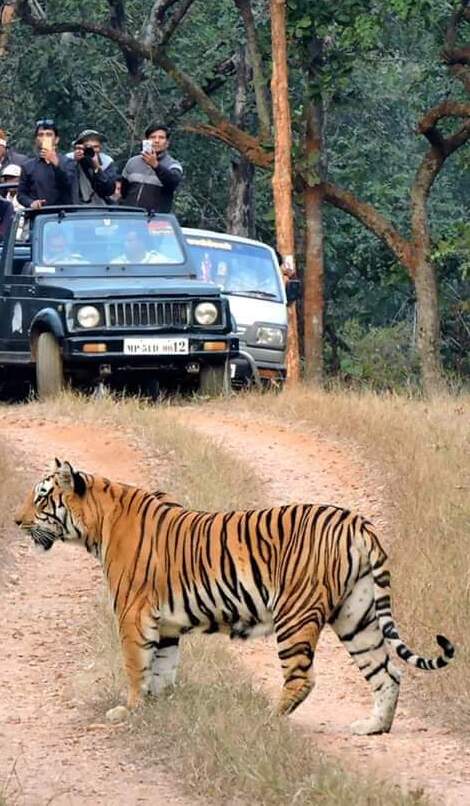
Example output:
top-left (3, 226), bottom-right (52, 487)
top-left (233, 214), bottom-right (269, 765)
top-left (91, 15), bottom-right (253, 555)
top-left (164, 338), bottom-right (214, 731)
top-left (17, 155), bottom-right (73, 208)
top-left (120, 151), bottom-right (183, 213)
top-left (0, 198), bottom-right (13, 240)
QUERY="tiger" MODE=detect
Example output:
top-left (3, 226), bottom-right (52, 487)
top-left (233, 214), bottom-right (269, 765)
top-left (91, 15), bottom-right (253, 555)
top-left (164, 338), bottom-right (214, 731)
top-left (15, 458), bottom-right (454, 735)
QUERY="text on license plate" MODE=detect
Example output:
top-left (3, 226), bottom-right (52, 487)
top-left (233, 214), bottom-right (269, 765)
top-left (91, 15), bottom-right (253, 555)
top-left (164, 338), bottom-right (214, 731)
top-left (124, 338), bottom-right (189, 355)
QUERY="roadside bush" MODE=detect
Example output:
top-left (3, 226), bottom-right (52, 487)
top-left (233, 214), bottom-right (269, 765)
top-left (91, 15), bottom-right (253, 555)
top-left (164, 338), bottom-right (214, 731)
top-left (335, 320), bottom-right (420, 390)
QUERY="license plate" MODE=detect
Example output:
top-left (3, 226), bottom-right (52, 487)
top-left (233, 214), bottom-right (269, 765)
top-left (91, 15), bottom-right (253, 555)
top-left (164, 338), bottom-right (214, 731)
top-left (124, 338), bottom-right (189, 355)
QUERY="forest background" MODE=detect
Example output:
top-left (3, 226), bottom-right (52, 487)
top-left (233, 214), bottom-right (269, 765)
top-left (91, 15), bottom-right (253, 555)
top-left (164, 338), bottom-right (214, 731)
top-left (0, 0), bottom-right (468, 392)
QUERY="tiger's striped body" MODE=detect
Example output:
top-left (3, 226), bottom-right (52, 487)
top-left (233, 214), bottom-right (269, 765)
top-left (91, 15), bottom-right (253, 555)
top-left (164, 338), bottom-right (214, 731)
top-left (15, 460), bottom-right (454, 735)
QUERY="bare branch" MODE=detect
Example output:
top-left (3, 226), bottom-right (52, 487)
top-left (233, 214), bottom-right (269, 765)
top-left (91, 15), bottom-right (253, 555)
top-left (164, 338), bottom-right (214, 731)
top-left (15, 0), bottom-right (151, 57)
top-left (160, 0), bottom-right (195, 46)
top-left (323, 182), bottom-right (415, 275)
top-left (233, 0), bottom-right (271, 140)
top-left (166, 54), bottom-right (237, 122)
top-left (181, 120), bottom-right (272, 167)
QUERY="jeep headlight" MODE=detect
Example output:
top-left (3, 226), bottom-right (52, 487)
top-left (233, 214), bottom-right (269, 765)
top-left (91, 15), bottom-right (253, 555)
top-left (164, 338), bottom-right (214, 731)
top-left (255, 326), bottom-right (285, 347)
top-left (194, 302), bottom-right (218, 326)
top-left (77, 305), bottom-right (101, 328)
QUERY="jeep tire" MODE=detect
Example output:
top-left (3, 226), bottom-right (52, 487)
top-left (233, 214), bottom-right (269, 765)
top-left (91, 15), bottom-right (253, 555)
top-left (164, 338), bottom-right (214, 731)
top-left (36, 332), bottom-right (65, 399)
top-left (198, 362), bottom-right (229, 396)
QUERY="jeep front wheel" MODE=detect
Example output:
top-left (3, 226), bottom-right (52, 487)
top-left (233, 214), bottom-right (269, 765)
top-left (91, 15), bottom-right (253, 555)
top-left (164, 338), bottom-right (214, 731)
top-left (36, 332), bottom-right (65, 399)
top-left (198, 363), bottom-right (229, 396)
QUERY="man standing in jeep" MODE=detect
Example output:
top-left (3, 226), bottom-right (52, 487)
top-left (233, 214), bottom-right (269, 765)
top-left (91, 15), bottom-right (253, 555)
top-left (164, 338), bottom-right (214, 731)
top-left (17, 119), bottom-right (72, 209)
top-left (120, 123), bottom-right (183, 213)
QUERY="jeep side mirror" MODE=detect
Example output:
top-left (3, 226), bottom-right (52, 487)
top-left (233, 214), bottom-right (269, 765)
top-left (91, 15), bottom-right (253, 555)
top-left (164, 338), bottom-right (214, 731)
top-left (286, 279), bottom-right (301, 304)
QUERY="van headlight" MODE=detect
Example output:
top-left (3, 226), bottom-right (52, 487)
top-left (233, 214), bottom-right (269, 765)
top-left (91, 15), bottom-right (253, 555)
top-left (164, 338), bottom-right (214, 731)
top-left (194, 302), bottom-right (218, 326)
top-left (255, 326), bottom-right (285, 347)
top-left (77, 305), bottom-right (101, 328)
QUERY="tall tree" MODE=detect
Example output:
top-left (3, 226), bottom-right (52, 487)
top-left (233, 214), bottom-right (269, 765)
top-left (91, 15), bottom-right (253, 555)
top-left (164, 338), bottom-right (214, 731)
top-left (270, 0), bottom-right (300, 382)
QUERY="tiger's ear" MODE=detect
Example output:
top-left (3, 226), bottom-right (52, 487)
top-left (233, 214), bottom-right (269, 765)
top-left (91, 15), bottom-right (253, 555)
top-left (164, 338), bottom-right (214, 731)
top-left (55, 459), bottom-right (75, 491)
top-left (52, 458), bottom-right (86, 497)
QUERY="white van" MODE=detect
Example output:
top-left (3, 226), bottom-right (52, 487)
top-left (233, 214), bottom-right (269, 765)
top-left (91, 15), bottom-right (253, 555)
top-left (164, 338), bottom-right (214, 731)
top-left (183, 228), bottom-right (298, 384)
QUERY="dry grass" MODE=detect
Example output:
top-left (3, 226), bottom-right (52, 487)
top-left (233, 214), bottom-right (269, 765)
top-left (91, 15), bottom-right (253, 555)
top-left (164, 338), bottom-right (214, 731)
top-left (0, 439), bottom-right (22, 580)
top-left (26, 391), bottom-right (429, 805)
top-left (202, 386), bottom-right (470, 731)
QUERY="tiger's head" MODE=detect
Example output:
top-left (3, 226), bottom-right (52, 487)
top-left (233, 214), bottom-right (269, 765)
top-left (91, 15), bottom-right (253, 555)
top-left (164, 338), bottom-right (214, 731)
top-left (15, 458), bottom-right (90, 552)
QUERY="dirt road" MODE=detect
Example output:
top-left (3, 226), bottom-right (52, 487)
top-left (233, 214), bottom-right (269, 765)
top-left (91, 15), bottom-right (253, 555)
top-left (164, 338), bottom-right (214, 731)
top-left (1, 405), bottom-right (469, 804)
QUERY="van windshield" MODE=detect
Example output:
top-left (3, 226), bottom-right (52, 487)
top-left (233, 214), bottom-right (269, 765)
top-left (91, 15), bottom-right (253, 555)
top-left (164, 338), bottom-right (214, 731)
top-left (40, 216), bottom-right (185, 268)
top-left (185, 235), bottom-right (283, 301)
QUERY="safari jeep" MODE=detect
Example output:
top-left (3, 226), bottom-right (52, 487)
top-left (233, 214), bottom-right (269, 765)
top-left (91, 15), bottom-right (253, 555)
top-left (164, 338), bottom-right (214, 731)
top-left (0, 206), bottom-right (238, 398)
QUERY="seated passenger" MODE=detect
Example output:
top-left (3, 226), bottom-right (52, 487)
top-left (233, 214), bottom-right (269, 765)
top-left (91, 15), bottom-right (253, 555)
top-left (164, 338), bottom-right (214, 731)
top-left (111, 229), bottom-right (165, 264)
top-left (43, 231), bottom-right (89, 265)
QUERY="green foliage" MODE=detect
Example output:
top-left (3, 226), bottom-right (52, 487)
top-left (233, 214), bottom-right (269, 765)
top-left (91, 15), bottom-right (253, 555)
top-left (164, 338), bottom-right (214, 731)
top-left (333, 320), bottom-right (421, 390)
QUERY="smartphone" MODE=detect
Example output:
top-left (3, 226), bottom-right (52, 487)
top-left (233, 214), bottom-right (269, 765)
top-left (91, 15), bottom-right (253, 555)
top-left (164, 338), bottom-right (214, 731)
top-left (39, 132), bottom-right (55, 151)
top-left (142, 139), bottom-right (154, 155)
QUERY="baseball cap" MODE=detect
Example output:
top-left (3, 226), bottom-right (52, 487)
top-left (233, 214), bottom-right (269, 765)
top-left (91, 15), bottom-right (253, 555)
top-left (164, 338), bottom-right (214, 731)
top-left (1, 163), bottom-right (21, 178)
top-left (73, 129), bottom-right (107, 146)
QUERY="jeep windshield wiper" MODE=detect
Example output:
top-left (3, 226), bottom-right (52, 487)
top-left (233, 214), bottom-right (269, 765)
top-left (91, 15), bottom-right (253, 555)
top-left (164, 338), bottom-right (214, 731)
top-left (227, 289), bottom-right (278, 299)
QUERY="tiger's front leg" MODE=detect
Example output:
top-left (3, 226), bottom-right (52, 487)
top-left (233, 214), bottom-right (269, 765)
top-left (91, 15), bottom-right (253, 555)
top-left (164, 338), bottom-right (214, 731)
top-left (118, 606), bottom-right (160, 710)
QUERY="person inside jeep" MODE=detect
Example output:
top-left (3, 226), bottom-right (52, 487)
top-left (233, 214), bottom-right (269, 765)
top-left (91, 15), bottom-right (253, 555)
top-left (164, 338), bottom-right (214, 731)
top-left (43, 229), bottom-right (89, 265)
top-left (111, 228), bottom-right (166, 264)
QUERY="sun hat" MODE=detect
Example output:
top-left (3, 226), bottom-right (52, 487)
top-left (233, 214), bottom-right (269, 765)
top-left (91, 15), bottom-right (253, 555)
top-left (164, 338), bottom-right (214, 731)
top-left (1, 163), bottom-right (21, 177)
top-left (73, 129), bottom-right (107, 146)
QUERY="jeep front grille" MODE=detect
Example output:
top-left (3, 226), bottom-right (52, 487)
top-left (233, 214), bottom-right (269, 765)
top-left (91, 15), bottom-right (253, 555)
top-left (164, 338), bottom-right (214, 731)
top-left (104, 300), bottom-right (190, 330)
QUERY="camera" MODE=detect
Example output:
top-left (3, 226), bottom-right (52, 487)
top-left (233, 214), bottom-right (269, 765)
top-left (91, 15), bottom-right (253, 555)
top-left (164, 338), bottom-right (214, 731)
top-left (83, 146), bottom-right (95, 159)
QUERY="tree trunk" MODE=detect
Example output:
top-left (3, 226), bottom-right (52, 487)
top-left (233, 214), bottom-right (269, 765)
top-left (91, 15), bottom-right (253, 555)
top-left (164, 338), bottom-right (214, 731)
top-left (0, 2), bottom-right (16, 56)
top-left (270, 0), bottom-right (300, 383)
top-left (413, 257), bottom-right (446, 394)
top-left (226, 157), bottom-right (255, 235)
top-left (303, 184), bottom-right (324, 383)
top-left (226, 47), bottom-right (255, 236)
top-left (303, 101), bottom-right (325, 384)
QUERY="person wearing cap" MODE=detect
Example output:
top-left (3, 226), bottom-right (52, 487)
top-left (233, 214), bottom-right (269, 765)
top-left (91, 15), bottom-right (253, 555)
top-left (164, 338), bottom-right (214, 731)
top-left (120, 123), bottom-right (183, 213)
top-left (66, 128), bottom-right (116, 206)
top-left (0, 163), bottom-right (24, 211)
top-left (17, 119), bottom-right (72, 209)
top-left (0, 128), bottom-right (28, 174)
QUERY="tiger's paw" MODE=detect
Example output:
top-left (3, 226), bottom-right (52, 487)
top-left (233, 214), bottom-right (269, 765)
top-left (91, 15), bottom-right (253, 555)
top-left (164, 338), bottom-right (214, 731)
top-left (350, 717), bottom-right (390, 736)
top-left (106, 705), bottom-right (130, 724)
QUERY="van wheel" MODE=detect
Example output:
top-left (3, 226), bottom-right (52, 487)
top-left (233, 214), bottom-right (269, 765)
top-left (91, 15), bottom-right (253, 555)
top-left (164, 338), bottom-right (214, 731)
top-left (198, 363), bottom-right (229, 396)
top-left (36, 332), bottom-right (65, 399)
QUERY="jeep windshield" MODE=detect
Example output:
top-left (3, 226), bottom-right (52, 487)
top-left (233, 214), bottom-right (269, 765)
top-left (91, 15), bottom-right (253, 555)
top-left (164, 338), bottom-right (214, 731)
top-left (37, 214), bottom-right (188, 276)
top-left (185, 236), bottom-right (283, 301)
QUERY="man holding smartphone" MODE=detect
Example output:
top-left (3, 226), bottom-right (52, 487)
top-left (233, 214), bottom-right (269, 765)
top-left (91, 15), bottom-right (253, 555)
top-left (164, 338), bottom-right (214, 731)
top-left (18, 119), bottom-right (72, 209)
top-left (120, 123), bottom-right (183, 213)
top-left (66, 128), bottom-right (116, 206)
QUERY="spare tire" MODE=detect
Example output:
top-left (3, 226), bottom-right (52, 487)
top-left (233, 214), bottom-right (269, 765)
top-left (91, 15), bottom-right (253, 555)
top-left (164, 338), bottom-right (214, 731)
top-left (36, 332), bottom-right (65, 399)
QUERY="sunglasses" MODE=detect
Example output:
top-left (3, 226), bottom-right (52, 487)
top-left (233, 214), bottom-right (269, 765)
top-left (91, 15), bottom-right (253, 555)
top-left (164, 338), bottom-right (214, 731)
top-left (36, 118), bottom-right (55, 128)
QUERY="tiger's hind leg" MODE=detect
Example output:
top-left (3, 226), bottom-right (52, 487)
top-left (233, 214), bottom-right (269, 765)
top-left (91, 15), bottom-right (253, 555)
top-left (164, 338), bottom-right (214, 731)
top-left (274, 612), bottom-right (324, 716)
top-left (330, 572), bottom-right (401, 735)
top-left (147, 636), bottom-right (180, 697)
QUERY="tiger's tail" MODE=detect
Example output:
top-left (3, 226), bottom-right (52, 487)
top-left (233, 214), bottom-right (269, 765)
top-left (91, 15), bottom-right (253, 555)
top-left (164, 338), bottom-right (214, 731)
top-left (363, 521), bottom-right (455, 670)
